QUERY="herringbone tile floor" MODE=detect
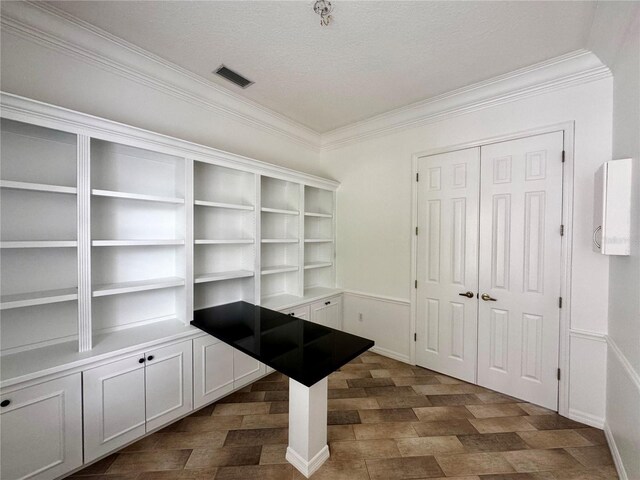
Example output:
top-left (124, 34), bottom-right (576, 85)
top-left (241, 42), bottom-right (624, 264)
top-left (69, 352), bottom-right (617, 479)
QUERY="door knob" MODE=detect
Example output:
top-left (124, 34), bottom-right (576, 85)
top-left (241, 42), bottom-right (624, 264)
top-left (458, 291), bottom-right (474, 298)
top-left (481, 293), bottom-right (497, 301)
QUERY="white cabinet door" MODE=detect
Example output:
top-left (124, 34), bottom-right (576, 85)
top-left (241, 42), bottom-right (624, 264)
top-left (281, 305), bottom-right (310, 321)
top-left (233, 349), bottom-right (265, 389)
top-left (145, 341), bottom-right (193, 431)
top-left (83, 355), bottom-right (146, 462)
top-left (193, 336), bottom-right (234, 409)
top-left (415, 148), bottom-right (480, 383)
top-left (0, 374), bottom-right (83, 480)
top-left (310, 296), bottom-right (343, 330)
top-left (478, 132), bottom-right (563, 410)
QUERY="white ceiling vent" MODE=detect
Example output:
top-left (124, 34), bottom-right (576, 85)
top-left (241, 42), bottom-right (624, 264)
top-left (214, 65), bottom-right (254, 89)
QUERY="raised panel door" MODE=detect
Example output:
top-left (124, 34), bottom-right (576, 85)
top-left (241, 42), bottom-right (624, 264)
top-left (193, 336), bottom-right (234, 409)
top-left (0, 374), bottom-right (83, 480)
top-left (145, 340), bottom-right (193, 431)
top-left (83, 356), bottom-right (146, 462)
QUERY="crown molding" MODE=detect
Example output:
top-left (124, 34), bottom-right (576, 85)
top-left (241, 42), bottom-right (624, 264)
top-left (320, 49), bottom-right (611, 150)
top-left (0, 1), bottom-right (321, 151)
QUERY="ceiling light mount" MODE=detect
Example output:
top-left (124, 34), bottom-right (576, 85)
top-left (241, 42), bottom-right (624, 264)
top-left (313, 0), bottom-right (333, 26)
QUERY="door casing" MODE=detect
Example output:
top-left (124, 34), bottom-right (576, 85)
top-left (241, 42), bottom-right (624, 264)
top-left (410, 122), bottom-right (575, 417)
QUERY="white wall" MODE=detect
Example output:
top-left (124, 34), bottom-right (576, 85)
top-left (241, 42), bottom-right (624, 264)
top-left (0, 3), bottom-right (323, 176)
top-left (591, 4), bottom-right (640, 478)
top-left (320, 78), bottom-right (613, 425)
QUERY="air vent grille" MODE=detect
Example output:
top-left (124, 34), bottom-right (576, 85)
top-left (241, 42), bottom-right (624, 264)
top-left (214, 65), bottom-right (254, 88)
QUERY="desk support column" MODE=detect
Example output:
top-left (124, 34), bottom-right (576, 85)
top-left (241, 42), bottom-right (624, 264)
top-left (286, 377), bottom-right (329, 477)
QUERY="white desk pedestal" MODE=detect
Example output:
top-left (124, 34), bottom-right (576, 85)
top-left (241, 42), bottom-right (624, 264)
top-left (286, 377), bottom-right (330, 478)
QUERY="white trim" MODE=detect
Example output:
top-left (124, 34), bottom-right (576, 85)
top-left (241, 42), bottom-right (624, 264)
top-left (0, 1), bottom-right (320, 151)
top-left (0, 92), bottom-right (338, 191)
top-left (341, 289), bottom-right (410, 306)
top-left (604, 422), bottom-right (630, 480)
top-left (286, 445), bottom-right (330, 478)
top-left (322, 51), bottom-right (610, 150)
top-left (569, 328), bottom-right (607, 343)
top-left (369, 346), bottom-right (411, 365)
top-left (567, 408), bottom-right (605, 429)
top-left (607, 336), bottom-right (640, 392)
top-left (410, 122), bottom-right (575, 418)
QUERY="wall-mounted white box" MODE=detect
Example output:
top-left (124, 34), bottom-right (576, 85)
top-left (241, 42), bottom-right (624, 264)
top-left (593, 158), bottom-right (632, 255)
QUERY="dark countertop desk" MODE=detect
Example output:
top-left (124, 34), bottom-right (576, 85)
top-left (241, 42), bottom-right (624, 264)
top-left (191, 301), bottom-right (374, 477)
top-left (192, 301), bottom-right (374, 387)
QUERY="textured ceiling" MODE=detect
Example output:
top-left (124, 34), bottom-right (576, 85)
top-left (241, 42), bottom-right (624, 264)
top-left (47, 1), bottom-right (596, 133)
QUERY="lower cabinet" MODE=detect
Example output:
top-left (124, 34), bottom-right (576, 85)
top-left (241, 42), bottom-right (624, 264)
top-left (309, 295), bottom-right (343, 329)
top-left (281, 305), bottom-right (310, 320)
top-left (0, 374), bottom-right (83, 480)
top-left (83, 340), bottom-right (193, 462)
top-left (193, 336), bottom-right (266, 409)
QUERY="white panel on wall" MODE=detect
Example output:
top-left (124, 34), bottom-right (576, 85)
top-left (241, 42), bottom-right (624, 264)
top-left (342, 292), bottom-right (410, 363)
top-left (569, 333), bottom-right (607, 427)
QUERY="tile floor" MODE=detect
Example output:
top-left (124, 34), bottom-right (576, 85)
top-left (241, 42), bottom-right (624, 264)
top-left (69, 352), bottom-right (617, 479)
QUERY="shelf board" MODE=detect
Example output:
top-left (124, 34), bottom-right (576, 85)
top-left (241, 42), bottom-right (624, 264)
top-left (304, 239), bottom-right (334, 243)
top-left (195, 239), bottom-right (254, 245)
top-left (93, 277), bottom-right (185, 297)
top-left (0, 288), bottom-right (78, 310)
top-left (260, 287), bottom-right (343, 311)
top-left (194, 270), bottom-right (254, 284)
top-left (304, 211), bottom-right (333, 218)
top-left (0, 241), bottom-right (78, 248)
top-left (92, 239), bottom-right (185, 247)
top-left (195, 200), bottom-right (254, 211)
top-left (261, 239), bottom-right (299, 244)
top-left (0, 180), bottom-right (77, 195)
top-left (304, 261), bottom-right (333, 270)
top-left (92, 189), bottom-right (185, 204)
top-left (261, 207), bottom-right (299, 216)
top-left (261, 265), bottom-right (299, 275)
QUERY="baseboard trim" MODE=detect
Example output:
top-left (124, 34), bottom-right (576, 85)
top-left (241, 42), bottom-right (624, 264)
top-left (370, 346), bottom-right (411, 365)
top-left (567, 408), bottom-right (605, 429)
top-left (286, 445), bottom-right (330, 478)
top-left (604, 422), bottom-right (629, 480)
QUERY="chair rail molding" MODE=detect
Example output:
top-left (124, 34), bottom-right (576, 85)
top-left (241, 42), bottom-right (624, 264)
top-left (0, 0), bottom-right (321, 151)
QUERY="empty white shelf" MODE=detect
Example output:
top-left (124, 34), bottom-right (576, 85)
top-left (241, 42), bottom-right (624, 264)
top-left (194, 239), bottom-right (254, 245)
top-left (304, 211), bottom-right (333, 218)
top-left (0, 180), bottom-right (77, 195)
top-left (93, 277), bottom-right (185, 297)
top-left (92, 189), bottom-right (185, 204)
top-left (194, 200), bottom-right (254, 211)
top-left (1, 241), bottom-right (78, 248)
top-left (261, 265), bottom-right (299, 275)
top-left (261, 207), bottom-right (299, 215)
top-left (92, 239), bottom-right (185, 247)
top-left (261, 238), bottom-right (299, 244)
top-left (304, 261), bottom-right (333, 270)
top-left (304, 239), bottom-right (334, 243)
top-left (194, 270), bottom-right (254, 284)
top-left (1, 288), bottom-right (78, 310)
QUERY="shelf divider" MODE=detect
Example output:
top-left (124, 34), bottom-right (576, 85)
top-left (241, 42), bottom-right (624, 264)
top-left (92, 277), bottom-right (185, 297)
top-left (195, 200), bottom-right (254, 211)
top-left (92, 189), bottom-right (184, 204)
top-left (1, 288), bottom-right (78, 310)
top-left (0, 180), bottom-right (77, 195)
top-left (194, 270), bottom-right (254, 284)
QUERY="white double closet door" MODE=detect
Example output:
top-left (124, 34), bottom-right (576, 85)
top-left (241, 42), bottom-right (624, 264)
top-left (416, 131), bottom-right (563, 409)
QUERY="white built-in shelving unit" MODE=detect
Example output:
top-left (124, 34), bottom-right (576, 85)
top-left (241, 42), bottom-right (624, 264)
top-left (0, 94), bottom-right (339, 385)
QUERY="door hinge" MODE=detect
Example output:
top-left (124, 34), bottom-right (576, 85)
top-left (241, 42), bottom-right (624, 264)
top-left (560, 224), bottom-right (564, 236)
top-left (415, 226), bottom-right (419, 235)
top-left (557, 368), bottom-right (561, 381)
top-left (416, 172), bottom-right (419, 182)
top-left (559, 297), bottom-right (563, 308)
top-left (414, 333), bottom-right (417, 342)
top-left (414, 280), bottom-right (418, 289)
top-left (561, 150), bottom-right (565, 163)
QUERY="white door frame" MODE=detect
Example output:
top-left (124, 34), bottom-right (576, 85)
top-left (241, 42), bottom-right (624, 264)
top-left (410, 121), bottom-right (574, 417)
